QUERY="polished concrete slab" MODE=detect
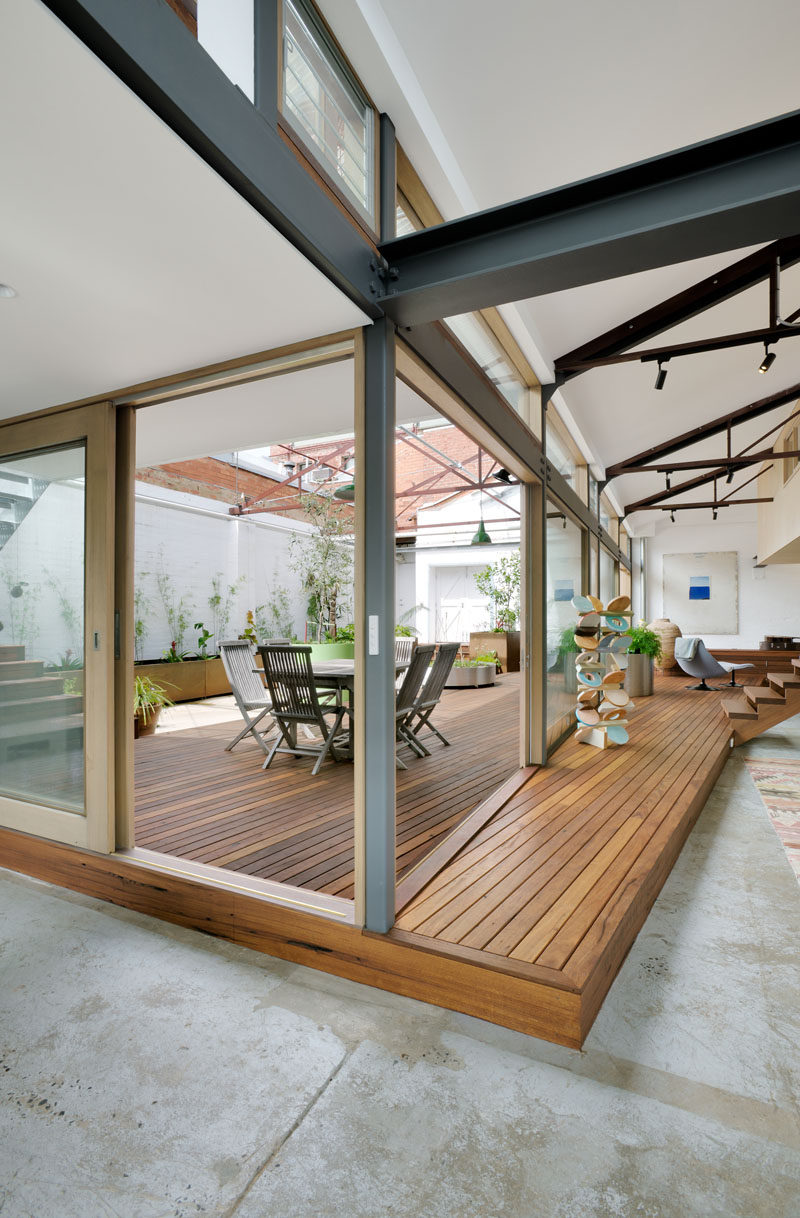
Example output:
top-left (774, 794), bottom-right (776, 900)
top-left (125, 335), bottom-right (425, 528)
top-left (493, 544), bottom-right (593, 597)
top-left (1, 722), bottom-right (799, 1217)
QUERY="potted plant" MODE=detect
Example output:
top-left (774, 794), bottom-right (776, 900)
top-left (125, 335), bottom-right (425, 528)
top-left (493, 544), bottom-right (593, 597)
top-left (625, 625), bottom-right (662, 697)
top-left (290, 492), bottom-right (354, 656)
top-left (445, 655), bottom-right (496, 688)
top-left (470, 553), bottom-right (521, 672)
top-left (554, 626), bottom-right (580, 694)
top-left (134, 674), bottom-right (173, 737)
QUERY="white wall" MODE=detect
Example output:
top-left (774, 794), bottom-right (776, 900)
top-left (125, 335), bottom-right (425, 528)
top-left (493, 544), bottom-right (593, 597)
top-left (0, 482), bottom-right (85, 665)
top-left (134, 483), bottom-right (311, 659)
top-left (645, 518), bottom-right (800, 648)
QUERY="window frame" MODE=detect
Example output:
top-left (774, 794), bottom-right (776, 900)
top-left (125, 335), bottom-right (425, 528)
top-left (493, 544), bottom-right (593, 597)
top-left (277, 0), bottom-right (380, 237)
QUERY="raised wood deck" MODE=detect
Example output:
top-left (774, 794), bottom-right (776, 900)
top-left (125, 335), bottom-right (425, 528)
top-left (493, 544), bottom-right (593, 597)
top-left (133, 673), bottom-right (523, 898)
top-left (393, 671), bottom-right (734, 1040)
top-left (2, 672), bottom-right (736, 1049)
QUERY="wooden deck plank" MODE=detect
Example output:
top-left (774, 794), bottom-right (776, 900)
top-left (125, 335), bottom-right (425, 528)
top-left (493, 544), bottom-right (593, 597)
top-left (398, 690), bottom-right (710, 938)
top-left (134, 674), bottom-right (522, 895)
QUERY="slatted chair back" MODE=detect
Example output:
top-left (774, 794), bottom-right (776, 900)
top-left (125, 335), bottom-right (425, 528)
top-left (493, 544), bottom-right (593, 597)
top-left (394, 636), bottom-right (416, 665)
top-left (219, 639), bottom-right (269, 707)
top-left (417, 641), bottom-right (459, 709)
top-left (395, 643), bottom-right (435, 719)
top-left (258, 644), bottom-right (325, 724)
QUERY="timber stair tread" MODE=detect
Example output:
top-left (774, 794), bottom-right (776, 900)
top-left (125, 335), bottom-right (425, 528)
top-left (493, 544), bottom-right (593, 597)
top-left (0, 645), bottom-right (26, 662)
top-left (744, 685), bottom-right (784, 706)
top-left (0, 676), bottom-right (66, 701)
top-left (0, 660), bottom-right (46, 681)
top-left (0, 712), bottom-right (84, 739)
top-left (721, 698), bottom-right (758, 720)
top-left (0, 693), bottom-right (83, 723)
top-left (768, 672), bottom-right (800, 693)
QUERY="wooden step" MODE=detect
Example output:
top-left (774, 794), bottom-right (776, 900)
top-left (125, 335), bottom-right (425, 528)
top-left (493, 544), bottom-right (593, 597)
top-left (0, 660), bottom-right (45, 681)
top-left (793, 658), bottom-right (800, 672)
top-left (722, 698), bottom-right (758, 721)
top-left (744, 684), bottom-right (784, 708)
top-left (0, 676), bottom-right (66, 702)
top-left (0, 694), bottom-right (83, 724)
top-left (0, 645), bottom-right (25, 662)
top-left (0, 713), bottom-right (84, 749)
top-left (767, 671), bottom-right (800, 694)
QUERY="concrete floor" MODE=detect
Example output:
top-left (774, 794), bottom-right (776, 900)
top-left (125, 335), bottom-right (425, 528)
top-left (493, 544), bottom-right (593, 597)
top-left (1, 722), bottom-right (799, 1217)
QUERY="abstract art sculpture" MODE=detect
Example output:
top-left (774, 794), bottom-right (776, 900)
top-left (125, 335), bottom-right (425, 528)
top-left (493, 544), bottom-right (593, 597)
top-left (572, 593), bottom-right (635, 749)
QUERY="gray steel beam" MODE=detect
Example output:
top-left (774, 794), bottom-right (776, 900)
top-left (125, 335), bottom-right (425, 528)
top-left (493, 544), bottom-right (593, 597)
top-left (360, 318), bottom-right (397, 933)
top-left (43, 0), bottom-right (380, 318)
top-left (379, 114), bottom-right (397, 243)
top-left (378, 110), bottom-right (800, 326)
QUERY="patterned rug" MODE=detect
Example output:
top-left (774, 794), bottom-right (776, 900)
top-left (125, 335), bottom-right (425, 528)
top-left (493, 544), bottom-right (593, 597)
top-left (746, 758), bottom-right (800, 883)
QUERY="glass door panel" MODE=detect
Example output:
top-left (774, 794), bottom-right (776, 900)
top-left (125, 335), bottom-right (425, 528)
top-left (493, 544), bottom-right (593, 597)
top-left (0, 443), bottom-right (86, 813)
top-left (0, 404), bottom-right (115, 852)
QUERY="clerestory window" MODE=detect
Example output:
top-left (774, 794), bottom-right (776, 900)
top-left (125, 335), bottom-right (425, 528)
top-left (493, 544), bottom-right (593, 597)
top-left (282, 0), bottom-right (375, 225)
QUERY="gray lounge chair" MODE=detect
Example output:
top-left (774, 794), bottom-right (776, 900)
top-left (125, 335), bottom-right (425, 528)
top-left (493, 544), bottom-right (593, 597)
top-left (674, 637), bottom-right (753, 690)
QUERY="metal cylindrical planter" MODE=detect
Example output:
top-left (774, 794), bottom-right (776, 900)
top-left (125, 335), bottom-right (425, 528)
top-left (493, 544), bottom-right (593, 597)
top-left (625, 652), bottom-right (654, 697)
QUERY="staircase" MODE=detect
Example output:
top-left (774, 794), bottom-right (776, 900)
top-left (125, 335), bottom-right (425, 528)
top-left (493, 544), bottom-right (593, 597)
top-left (0, 469), bottom-right (49, 552)
top-left (0, 645), bottom-right (84, 769)
top-left (722, 660), bottom-right (800, 745)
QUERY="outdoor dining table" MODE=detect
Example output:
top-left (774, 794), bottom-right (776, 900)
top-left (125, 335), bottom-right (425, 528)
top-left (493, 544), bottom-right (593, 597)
top-left (311, 658), bottom-right (410, 759)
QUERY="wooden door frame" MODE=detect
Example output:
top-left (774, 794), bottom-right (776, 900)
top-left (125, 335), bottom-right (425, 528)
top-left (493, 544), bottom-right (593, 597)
top-left (0, 402), bottom-right (116, 852)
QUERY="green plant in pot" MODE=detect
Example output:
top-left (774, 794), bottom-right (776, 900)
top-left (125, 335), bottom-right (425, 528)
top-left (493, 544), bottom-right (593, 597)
top-left (554, 626), bottom-right (580, 692)
top-left (134, 674), bottom-right (173, 737)
top-left (473, 553), bottom-right (520, 632)
top-left (625, 624), bottom-right (662, 698)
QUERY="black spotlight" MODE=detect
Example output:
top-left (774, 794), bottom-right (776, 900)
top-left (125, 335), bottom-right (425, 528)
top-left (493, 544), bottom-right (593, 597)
top-left (712, 508), bottom-right (718, 521)
top-left (494, 468), bottom-right (512, 484)
top-left (759, 344), bottom-right (776, 374)
top-left (725, 467), bottom-right (735, 484)
top-left (670, 510), bottom-right (675, 523)
top-left (654, 360), bottom-right (668, 390)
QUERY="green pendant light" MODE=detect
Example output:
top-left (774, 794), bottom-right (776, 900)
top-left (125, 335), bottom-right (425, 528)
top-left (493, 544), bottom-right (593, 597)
top-left (471, 490), bottom-right (491, 545)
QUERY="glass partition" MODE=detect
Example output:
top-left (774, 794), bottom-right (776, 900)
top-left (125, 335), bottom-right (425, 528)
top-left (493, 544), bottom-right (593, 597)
top-left (0, 444), bottom-right (86, 813)
top-left (444, 313), bottom-right (530, 417)
top-left (546, 420), bottom-right (577, 486)
top-left (600, 546), bottom-right (616, 605)
top-left (546, 505), bottom-right (583, 747)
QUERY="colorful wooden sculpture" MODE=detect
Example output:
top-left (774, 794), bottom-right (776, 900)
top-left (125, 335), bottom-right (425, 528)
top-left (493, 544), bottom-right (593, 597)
top-left (571, 593), bottom-right (634, 749)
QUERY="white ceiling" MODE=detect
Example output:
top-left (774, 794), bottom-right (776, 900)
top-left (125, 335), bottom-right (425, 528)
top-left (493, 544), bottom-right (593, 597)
top-left (135, 359), bottom-right (438, 467)
top-left (0, 0), bottom-right (368, 421)
top-left (318, 0), bottom-right (800, 530)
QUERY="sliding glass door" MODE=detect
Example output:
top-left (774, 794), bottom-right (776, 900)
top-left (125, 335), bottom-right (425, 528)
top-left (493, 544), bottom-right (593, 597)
top-left (0, 404), bottom-right (116, 851)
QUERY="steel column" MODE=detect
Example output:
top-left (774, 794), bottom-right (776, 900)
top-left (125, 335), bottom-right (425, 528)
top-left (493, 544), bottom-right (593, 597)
top-left (355, 318), bottom-right (397, 933)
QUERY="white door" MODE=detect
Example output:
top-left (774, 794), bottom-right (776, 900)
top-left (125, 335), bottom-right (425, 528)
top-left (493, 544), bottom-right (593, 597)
top-left (433, 565), bottom-right (488, 642)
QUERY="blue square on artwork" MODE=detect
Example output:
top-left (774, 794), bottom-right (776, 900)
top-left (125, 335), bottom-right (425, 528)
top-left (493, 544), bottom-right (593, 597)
top-left (689, 575), bottom-right (710, 601)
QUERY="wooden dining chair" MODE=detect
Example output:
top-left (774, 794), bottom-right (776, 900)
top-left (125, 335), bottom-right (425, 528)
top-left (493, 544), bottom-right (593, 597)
top-left (219, 639), bottom-right (275, 755)
top-left (258, 644), bottom-right (347, 776)
top-left (404, 641), bottom-right (459, 750)
top-left (394, 643), bottom-right (436, 769)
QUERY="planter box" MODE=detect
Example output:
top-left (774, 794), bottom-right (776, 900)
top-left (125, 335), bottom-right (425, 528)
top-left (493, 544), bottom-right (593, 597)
top-left (625, 653), bottom-right (653, 698)
top-left (469, 631), bottom-right (520, 673)
top-left (135, 658), bottom-right (230, 702)
top-left (445, 663), bottom-right (495, 689)
top-left (307, 642), bottom-right (356, 662)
